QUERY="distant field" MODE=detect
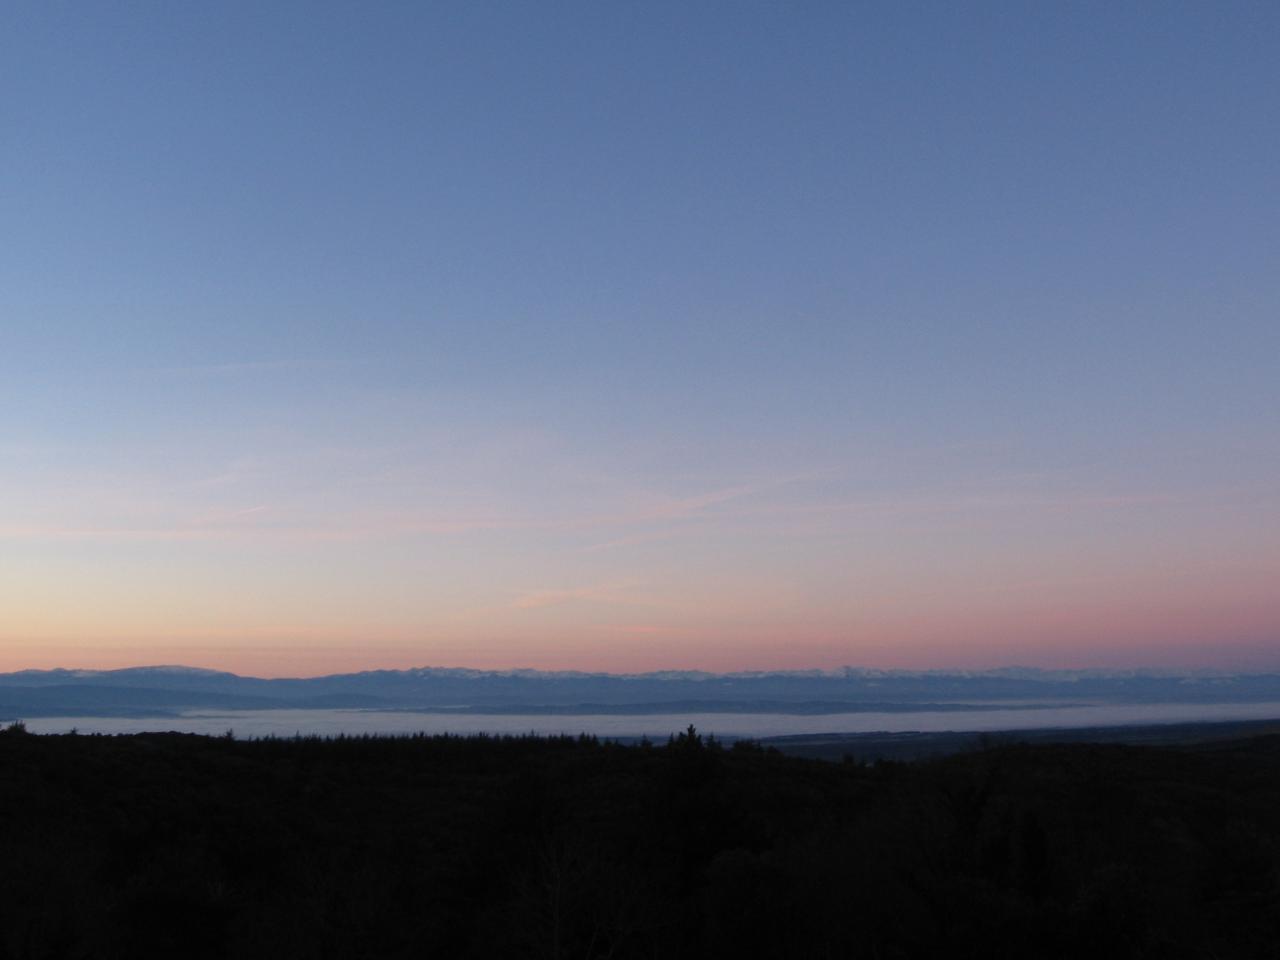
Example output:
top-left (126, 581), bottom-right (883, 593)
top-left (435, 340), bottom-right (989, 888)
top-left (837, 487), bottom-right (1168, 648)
top-left (760, 716), bottom-right (1280, 762)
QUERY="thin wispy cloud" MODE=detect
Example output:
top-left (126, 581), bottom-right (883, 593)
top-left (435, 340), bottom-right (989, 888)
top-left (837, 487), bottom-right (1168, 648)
top-left (150, 358), bottom-right (317, 378)
top-left (580, 529), bottom-right (687, 554)
top-left (188, 505), bottom-right (271, 526)
top-left (513, 581), bottom-right (664, 611)
top-left (0, 478), bottom-right (1186, 546)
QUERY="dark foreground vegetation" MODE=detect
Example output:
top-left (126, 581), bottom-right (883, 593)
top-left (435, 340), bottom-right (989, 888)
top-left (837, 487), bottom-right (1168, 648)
top-left (2, 723), bottom-right (1279, 959)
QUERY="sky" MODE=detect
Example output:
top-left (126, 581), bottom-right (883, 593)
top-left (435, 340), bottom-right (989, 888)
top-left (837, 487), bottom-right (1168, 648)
top-left (1, 2), bottom-right (1277, 676)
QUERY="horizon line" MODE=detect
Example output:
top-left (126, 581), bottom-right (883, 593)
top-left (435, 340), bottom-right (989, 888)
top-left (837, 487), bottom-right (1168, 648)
top-left (6, 662), bottom-right (1280, 682)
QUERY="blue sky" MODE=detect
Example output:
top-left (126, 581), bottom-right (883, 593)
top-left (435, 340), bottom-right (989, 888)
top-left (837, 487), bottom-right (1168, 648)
top-left (2, 2), bottom-right (1277, 675)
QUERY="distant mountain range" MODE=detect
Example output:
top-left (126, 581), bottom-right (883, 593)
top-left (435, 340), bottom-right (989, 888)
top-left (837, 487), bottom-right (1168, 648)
top-left (3, 665), bottom-right (1280, 720)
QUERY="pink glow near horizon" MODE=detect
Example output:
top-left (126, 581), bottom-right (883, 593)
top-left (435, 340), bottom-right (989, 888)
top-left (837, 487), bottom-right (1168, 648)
top-left (3, 478), bottom-right (1278, 678)
top-left (3, 545), bottom-right (1277, 677)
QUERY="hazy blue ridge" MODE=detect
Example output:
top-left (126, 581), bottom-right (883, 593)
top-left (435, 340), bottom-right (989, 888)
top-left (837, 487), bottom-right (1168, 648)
top-left (4, 666), bottom-right (1280, 719)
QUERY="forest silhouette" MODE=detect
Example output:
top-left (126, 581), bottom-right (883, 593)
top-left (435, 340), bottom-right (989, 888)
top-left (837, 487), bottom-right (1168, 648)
top-left (1, 721), bottom-right (1278, 958)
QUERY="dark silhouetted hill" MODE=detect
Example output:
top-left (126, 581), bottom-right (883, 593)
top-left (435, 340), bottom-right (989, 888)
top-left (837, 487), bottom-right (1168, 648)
top-left (1, 724), bottom-right (1279, 958)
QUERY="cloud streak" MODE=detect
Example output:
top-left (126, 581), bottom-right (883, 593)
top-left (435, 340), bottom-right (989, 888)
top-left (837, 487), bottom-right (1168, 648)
top-left (513, 581), bottom-right (664, 611)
